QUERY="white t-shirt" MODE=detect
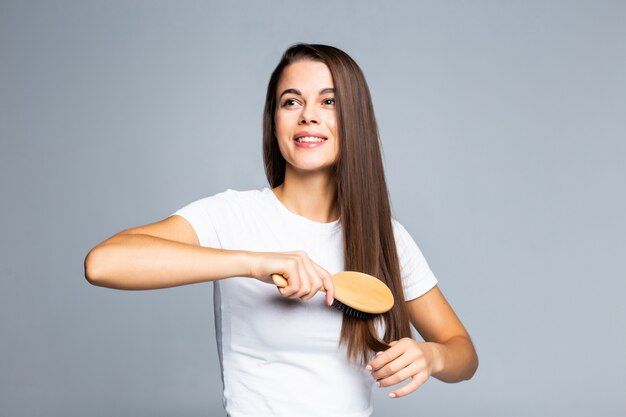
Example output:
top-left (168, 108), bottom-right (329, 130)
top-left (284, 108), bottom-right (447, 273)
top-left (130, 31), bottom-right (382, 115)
top-left (173, 188), bottom-right (437, 417)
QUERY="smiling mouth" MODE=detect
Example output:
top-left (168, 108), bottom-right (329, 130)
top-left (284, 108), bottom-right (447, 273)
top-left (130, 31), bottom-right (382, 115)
top-left (294, 136), bottom-right (327, 143)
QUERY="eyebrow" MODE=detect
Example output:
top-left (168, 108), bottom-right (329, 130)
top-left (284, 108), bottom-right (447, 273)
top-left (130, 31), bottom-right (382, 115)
top-left (278, 87), bottom-right (335, 98)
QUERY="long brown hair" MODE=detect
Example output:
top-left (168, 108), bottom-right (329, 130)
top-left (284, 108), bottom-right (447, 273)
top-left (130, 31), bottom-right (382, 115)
top-left (263, 43), bottom-right (411, 364)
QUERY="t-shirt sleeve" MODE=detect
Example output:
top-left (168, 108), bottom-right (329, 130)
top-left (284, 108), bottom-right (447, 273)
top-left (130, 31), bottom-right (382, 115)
top-left (171, 195), bottom-right (223, 249)
top-left (392, 219), bottom-right (438, 300)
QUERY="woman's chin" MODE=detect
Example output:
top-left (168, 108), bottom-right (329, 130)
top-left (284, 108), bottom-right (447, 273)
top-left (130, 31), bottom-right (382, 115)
top-left (285, 163), bottom-right (336, 178)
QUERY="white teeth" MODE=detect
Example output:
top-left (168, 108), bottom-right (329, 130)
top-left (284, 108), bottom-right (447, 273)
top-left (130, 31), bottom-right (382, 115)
top-left (295, 136), bottom-right (326, 143)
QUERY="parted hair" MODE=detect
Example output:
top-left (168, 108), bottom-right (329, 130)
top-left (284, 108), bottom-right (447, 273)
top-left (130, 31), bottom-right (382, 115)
top-left (263, 43), bottom-right (412, 364)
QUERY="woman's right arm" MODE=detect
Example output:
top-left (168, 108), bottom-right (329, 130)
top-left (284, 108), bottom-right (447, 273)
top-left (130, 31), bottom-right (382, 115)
top-left (84, 215), bottom-right (253, 290)
top-left (84, 215), bottom-right (335, 304)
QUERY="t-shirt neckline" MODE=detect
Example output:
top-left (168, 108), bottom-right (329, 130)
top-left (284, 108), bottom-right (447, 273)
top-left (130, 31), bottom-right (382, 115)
top-left (263, 187), bottom-right (341, 234)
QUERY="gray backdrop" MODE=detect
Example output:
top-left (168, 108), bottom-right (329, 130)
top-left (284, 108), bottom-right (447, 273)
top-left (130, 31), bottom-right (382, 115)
top-left (1, 1), bottom-right (625, 416)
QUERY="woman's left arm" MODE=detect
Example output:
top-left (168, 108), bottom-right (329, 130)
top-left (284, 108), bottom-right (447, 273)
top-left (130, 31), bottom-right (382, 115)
top-left (367, 285), bottom-right (478, 398)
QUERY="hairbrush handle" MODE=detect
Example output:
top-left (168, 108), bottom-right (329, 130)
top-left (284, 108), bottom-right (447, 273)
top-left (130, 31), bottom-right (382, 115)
top-left (271, 273), bottom-right (327, 292)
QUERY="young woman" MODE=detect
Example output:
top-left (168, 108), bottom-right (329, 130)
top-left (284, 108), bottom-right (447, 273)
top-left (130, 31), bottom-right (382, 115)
top-left (85, 43), bottom-right (478, 417)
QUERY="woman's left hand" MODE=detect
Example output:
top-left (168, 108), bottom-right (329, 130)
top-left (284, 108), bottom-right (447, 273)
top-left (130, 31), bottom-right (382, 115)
top-left (366, 337), bottom-right (442, 398)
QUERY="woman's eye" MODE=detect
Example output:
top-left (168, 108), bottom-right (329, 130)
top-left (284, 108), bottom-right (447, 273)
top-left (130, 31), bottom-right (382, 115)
top-left (324, 98), bottom-right (336, 106)
top-left (282, 98), bottom-right (299, 107)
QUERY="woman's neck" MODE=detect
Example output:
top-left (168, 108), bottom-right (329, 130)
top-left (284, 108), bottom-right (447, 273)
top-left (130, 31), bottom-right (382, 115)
top-left (273, 170), bottom-right (339, 223)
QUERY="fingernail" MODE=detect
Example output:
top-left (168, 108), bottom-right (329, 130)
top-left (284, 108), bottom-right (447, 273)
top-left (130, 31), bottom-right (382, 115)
top-left (376, 381), bottom-right (380, 387)
top-left (365, 365), bottom-right (372, 371)
top-left (375, 351), bottom-right (383, 357)
top-left (389, 392), bottom-right (396, 398)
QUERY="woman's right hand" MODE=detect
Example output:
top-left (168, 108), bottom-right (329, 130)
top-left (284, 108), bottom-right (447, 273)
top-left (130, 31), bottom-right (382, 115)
top-left (247, 251), bottom-right (335, 306)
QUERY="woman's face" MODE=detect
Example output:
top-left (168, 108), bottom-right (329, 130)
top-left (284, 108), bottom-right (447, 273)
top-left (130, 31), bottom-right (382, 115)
top-left (274, 60), bottom-right (339, 177)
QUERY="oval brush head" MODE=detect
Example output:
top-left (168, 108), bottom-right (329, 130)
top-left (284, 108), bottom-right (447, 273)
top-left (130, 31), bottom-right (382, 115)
top-left (271, 271), bottom-right (394, 319)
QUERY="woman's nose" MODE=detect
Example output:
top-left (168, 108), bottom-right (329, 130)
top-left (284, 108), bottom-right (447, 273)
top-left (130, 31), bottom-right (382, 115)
top-left (299, 104), bottom-right (320, 125)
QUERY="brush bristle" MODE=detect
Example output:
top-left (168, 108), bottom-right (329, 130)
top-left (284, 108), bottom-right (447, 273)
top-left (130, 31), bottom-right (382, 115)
top-left (331, 299), bottom-right (375, 319)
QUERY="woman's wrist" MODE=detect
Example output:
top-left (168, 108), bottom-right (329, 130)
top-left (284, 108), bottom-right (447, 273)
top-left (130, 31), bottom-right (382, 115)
top-left (198, 248), bottom-right (260, 281)
top-left (238, 250), bottom-right (272, 281)
top-left (425, 342), bottom-right (446, 376)
top-left (233, 250), bottom-right (259, 279)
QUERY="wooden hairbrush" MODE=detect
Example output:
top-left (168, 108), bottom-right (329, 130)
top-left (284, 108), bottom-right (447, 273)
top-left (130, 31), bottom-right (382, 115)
top-left (271, 271), bottom-right (394, 319)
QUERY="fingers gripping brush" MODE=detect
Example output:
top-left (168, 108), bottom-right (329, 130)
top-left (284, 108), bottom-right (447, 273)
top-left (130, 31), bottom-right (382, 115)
top-left (271, 271), bottom-right (394, 319)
